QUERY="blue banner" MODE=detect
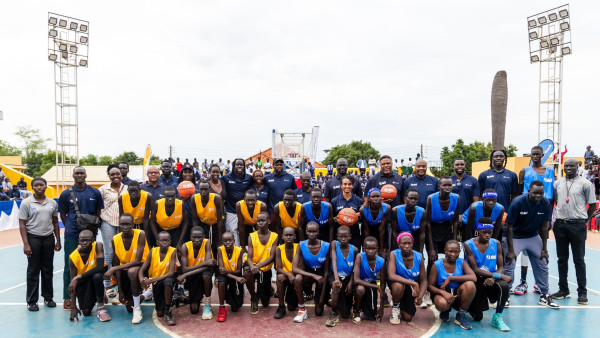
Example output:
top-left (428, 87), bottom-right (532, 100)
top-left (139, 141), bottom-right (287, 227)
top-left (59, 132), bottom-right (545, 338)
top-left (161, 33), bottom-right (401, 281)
top-left (539, 139), bottom-right (554, 165)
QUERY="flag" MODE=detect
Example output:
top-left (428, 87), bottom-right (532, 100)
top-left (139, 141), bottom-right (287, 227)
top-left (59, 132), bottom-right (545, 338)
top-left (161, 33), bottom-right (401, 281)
top-left (142, 144), bottom-right (151, 182)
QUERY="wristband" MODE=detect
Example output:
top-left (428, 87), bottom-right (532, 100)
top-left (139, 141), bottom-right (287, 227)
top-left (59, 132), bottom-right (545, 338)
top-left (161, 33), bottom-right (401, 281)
top-left (492, 273), bottom-right (501, 279)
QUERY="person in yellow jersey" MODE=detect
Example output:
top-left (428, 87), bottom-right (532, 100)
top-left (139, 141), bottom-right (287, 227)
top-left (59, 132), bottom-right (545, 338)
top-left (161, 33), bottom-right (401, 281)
top-left (139, 231), bottom-right (177, 326)
top-left (245, 211), bottom-right (278, 314)
top-left (103, 214), bottom-right (149, 324)
top-left (191, 181), bottom-right (223, 258)
top-left (236, 190), bottom-right (267, 247)
top-left (67, 230), bottom-right (110, 322)
top-left (274, 227), bottom-right (299, 319)
top-left (119, 181), bottom-right (153, 234)
top-left (274, 189), bottom-right (303, 243)
top-left (150, 186), bottom-right (188, 250)
top-left (216, 232), bottom-right (246, 322)
top-left (177, 226), bottom-right (217, 319)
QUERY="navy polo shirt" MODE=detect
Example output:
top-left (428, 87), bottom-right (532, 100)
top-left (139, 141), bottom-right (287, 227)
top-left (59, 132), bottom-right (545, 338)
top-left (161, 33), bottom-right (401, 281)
top-left (57, 184), bottom-right (104, 240)
top-left (295, 187), bottom-right (312, 204)
top-left (324, 175), bottom-right (364, 201)
top-left (158, 174), bottom-right (178, 188)
top-left (331, 194), bottom-right (363, 215)
top-left (478, 168), bottom-right (518, 211)
top-left (505, 194), bottom-right (551, 239)
top-left (221, 173), bottom-right (252, 213)
top-left (451, 174), bottom-right (480, 214)
top-left (264, 172), bottom-right (298, 212)
top-left (122, 177), bottom-right (131, 185)
top-left (403, 175), bottom-right (439, 209)
top-left (364, 172), bottom-right (405, 207)
top-left (250, 184), bottom-right (269, 205)
top-left (141, 182), bottom-right (165, 200)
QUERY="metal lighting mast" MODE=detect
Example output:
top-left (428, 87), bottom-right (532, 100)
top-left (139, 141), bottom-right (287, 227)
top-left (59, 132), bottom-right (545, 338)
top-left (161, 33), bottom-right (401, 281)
top-left (527, 4), bottom-right (571, 177)
top-left (47, 13), bottom-right (89, 192)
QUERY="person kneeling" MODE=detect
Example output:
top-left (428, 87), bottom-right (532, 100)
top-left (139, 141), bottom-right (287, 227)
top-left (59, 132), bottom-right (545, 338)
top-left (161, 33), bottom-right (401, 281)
top-left (274, 227), bottom-right (299, 319)
top-left (216, 232), bottom-right (246, 322)
top-left (353, 236), bottom-right (386, 324)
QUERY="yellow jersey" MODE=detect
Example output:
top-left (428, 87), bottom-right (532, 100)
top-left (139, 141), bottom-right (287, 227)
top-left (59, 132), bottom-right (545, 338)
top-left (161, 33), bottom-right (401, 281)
top-left (250, 231), bottom-right (278, 271)
top-left (155, 198), bottom-right (183, 230)
top-left (219, 245), bottom-right (242, 272)
top-left (70, 242), bottom-right (105, 276)
top-left (240, 200), bottom-right (263, 225)
top-left (148, 246), bottom-right (176, 278)
top-left (277, 243), bottom-right (298, 273)
top-left (194, 193), bottom-right (218, 226)
top-left (184, 239), bottom-right (213, 267)
top-left (121, 191), bottom-right (149, 225)
top-left (278, 201), bottom-right (301, 229)
top-left (113, 229), bottom-right (149, 266)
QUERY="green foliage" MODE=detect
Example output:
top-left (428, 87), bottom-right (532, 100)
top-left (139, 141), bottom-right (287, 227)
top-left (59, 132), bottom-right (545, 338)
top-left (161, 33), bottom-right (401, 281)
top-left (15, 126), bottom-right (49, 156)
top-left (98, 156), bottom-right (113, 165)
top-left (439, 139), bottom-right (518, 176)
top-left (149, 155), bottom-right (161, 165)
top-left (0, 140), bottom-right (21, 156)
top-left (80, 154), bottom-right (99, 166)
top-left (114, 151), bottom-right (142, 165)
top-left (323, 140), bottom-right (381, 166)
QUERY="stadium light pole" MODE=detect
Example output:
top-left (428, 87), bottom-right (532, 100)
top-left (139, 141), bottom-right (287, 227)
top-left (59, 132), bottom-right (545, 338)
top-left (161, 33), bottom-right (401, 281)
top-left (527, 4), bottom-right (571, 177)
top-left (47, 12), bottom-right (89, 193)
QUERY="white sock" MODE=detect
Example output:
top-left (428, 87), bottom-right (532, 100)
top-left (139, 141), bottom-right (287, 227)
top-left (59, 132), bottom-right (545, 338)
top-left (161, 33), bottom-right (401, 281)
top-left (142, 289), bottom-right (152, 299)
top-left (133, 296), bottom-right (141, 308)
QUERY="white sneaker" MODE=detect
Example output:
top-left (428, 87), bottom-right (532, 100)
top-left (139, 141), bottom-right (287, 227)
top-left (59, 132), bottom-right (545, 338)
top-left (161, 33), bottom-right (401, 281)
top-left (294, 309), bottom-right (308, 323)
top-left (390, 307), bottom-right (401, 324)
top-left (202, 297), bottom-right (213, 320)
top-left (105, 288), bottom-right (117, 298)
top-left (422, 292), bottom-right (432, 308)
top-left (132, 306), bottom-right (143, 324)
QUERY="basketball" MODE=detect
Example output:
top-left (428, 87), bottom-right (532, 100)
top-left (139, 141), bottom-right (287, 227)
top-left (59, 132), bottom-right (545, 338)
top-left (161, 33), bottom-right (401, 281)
top-left (177, 181), bottom-right (196, 199)
top-left (381, 184), bottom-right (397, 200)
top-left (338, 208), bottom-right (358, 226)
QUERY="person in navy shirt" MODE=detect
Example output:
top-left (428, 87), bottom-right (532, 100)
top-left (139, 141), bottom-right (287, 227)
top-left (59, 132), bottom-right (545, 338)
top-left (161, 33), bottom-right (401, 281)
top-left (331, 176), bottom-right (364, 250)
top-left (141, 166), bottom-right (165, 200)
top-left (364, 155), bottom-right (404, 207)
top-left (324, 158), bottom-right (363, 202)
top-left (158, 159), bottom-right (178, 188)
top-left (221, 158), bottom-right (252, 246)
top-left (265, 158), bottom-right (298, 214)
top-left (478, 150), bottom-right (518, 216)
top-left (295, 172), bottom-right (313, 204)
top-left (119, 162), bottom-right (131, 185)
top-left (403, 159), bottom-right (438, 209)
top-left (250, 169), bottom-right (269, 205)
top-left (451, 158), bottom-right (480, 216)
top-left (57, 166), bottom-right (104, 310)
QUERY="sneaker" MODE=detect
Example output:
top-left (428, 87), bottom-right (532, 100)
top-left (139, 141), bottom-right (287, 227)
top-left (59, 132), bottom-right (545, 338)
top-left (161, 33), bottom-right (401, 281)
top-left (539, 294), bottom-right (560, 309)
top-left (550, 290), bottom-right (571, 299)
top-left (390, 307), bottom-right (401, 325)
top-left (533, 284), bottom-right (541, 294)
top-left (165, 309), bottom-right (176, 326)
top-left (352, 310), bottom-right (361, 324)
top-left (595, 230), bottom-right (599, 233)
top-left (491, 313), bottom-right (510, 332)
top-left (454, 311), bottom-right (472, 330)
top-left (44, 299), bottom-right (56, 308)
top-left (440, 309), bottom-right (450, 322)
top-left (63, 299), bottom-right (71, 311)
top-left (217, 306), bottom-right (227, 322)
top-left (304, 291), bottom-right (314, 302)
top-left (505, 297), bottom-right (510, 308)
top-left (422, 292), bottom-right (432, 309)
top-left (250, 297), bottom-right (259, 314)
top-left (202, 297), bottom-right (213, 320)
top-left (513, 281), bottom-right (528, 296)
top-left (274, 305), bottom-right (286, 319)
top-left (105, 288), bottom-right (116, 298)
top-left (325, 312), bottom-right (339, 327)
top-left (132, 306), bottom-right (143, 324)
top-left (27, 303), bottom-right (39, 311)
top-left (294, 308), bottom-right (308, 323)
top-left (578, 294), bottom-right (588, 305)
top-left (383, 297), bottom-right (391, 308)
top-left (96, 306), bottom-right (111, 322)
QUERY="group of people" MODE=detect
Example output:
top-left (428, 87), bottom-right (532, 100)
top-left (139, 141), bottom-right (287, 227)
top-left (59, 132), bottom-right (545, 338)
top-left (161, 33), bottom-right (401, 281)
top-left (0, 175), bottom-right (29, 200)
top-left (17, 148), bottom-right (597, 332)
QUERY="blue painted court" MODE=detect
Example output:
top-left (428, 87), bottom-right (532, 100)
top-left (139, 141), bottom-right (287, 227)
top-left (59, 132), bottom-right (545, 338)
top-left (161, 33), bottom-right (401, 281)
top-left (1, 238), bottom-right (598, 337)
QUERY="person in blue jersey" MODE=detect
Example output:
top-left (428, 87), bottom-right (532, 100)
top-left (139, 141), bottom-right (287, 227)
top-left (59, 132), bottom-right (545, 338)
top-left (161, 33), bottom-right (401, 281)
top-left (221, 159), bottom-right (252, 246)
top-left (391, 189), bottom-right (425, 253)
top-left (295, 172), bottom-right (313, 204)
top-left (292, 222), bottom-right (331, 323)
top-left (388, 232), bottom-right (427, 324)
top-left (324, 158), bottom-right (363, 202)
top-left (360, 188), bottom-right (391, 257)
top-left (426, 176), bottom-right (461, 265)
top-left (478, 150), bottom-right (519, 227)
top-left (250, 169), bottom-right (269, 206)
top-left (451, 158), bottom-right (480, 239)
top-left (325, 226), bottom-right (358, 327)
top-left (463, 218), bottom-right (511, 332)
top-left (299, 188), bottom-right (334, 242)
top-left (463, 189), bottom-right (505, 240)
top-left (265, 158), bottom-right (298, 215)
top-left (403, 159), bottom-right (439, 209)
top-left (428, 240), bottom-right (477, 330)
top-left (352, 236), bottom-right (386, 324)
top-left (331, 176), bottom-right (364, 250)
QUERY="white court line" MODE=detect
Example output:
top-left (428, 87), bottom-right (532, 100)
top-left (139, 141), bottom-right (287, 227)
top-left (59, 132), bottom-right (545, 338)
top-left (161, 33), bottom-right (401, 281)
top-left (152, 310), bottom-right (181, 338)
top-left (515, 263), bottom-right (600, 295)
top-left (421, 308), bottom-right (441, 338)
top-left (0, 269), bottom-right (64, 294)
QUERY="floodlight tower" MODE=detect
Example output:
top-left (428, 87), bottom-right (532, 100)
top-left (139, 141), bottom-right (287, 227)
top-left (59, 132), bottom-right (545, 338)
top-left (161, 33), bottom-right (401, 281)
top-left (47, 13), bottom-right (89, 192)
top-left (527, 4), bottom-right (571, 176)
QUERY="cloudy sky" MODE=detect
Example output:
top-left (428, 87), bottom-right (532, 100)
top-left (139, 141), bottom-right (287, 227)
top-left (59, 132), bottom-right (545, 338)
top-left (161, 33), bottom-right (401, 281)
top-left (1, 1), bottom-right (598, 164)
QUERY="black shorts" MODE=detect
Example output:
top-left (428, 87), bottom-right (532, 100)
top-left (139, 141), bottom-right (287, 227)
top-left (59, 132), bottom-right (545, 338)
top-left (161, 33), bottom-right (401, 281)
top-left (185, 271), bottom-right (212, 302)
top-left (250, 269), bottom-right (273, 302)
top-left (153, 277), bottom-right (176, 310)
top-left (117, 270), bottom-right (133, 301)
top-left (76, 275), bottom-right (101, 311)
top-left (199, 223), bottom-right (219, 259)
top-left (359, 282), bottom-right (379, 319)
top-left (303, 266), bottom-right (327, 303)
top-left (430, 222), bottom-right (452, 252)
top-left (470, 278), bottom-right (509, 316)
top-left (278, 276), bottom-right (299, 310)
top-left (317, 224), bottom-right (331, 242)
top-left (399, 284), bottom-right (416, 316)
top-left (166, 227), bottom-right (183, 248)
top-left (217, 275), bottom-right (244, 311)
top-left (436, 285), bottom-right (461, 311)
top-left (327, 274), bottom-right (353, 315)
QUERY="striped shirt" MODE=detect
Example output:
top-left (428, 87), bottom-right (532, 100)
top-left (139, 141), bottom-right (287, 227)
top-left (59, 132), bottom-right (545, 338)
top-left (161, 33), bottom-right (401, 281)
top-left (99, 183), bottom-right (126, 226)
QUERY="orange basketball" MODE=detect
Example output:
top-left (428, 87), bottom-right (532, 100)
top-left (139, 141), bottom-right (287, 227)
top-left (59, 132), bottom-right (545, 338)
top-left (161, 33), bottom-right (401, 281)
top-left (381, 184), bottom-right (397, 200)
top-left (177, 181), bottom-right (196, 199)
top-left (338, 208), bottom-right (358, 226)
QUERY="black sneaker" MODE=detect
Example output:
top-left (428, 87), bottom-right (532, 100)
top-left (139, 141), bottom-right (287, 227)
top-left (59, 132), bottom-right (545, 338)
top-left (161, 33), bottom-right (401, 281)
top-left (165, 309), bottom-right (176, 326)
top-left (274, 305), bottom-right (286, 319)
top-left (44, 299), bottom-right (56, 308)
top-left (250, 297), bottom-right (259, 314)
top-left (550, 290), bottom-right (571, 299)
top-left (440, 309), bottom-right (450, 322)
top-left (539, 294), bottom-right (560, 309)
top-left (578, 294), bottom-right (588, 305)
top-left (27, 303), bottom-right (39, 311)
top-left (304, 291), bottom-right (314, 302)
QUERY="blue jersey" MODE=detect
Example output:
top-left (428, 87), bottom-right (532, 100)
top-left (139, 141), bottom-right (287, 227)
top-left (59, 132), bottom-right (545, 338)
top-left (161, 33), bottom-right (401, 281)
top-left (395, 205), bottom-right (424, 233)
top-left (435, 258), bottom-right (464, 290)
top-left (363, 204), bottom-right (388, 226)
top-left (300, 240), bottom-right (330, 269)
top-left (359, 252), bottom-right (385, 283)
top-left (461, 201), bottom-right (504, 229)
top-left (523, 166), bottom-right (555, 200)
top-left (330, 241), bottom-right (355, 278)
top-left (430, 192), bottom-right (459, 223)
top-left (465, 238), bottom-right (498, 273)
top-left (392, 250), bottom-right (422, 282)
top-left (303, 201), bottom-right (330, 227)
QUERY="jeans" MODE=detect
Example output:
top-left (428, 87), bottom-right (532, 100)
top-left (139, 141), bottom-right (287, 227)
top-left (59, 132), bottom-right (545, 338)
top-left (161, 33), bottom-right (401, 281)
top-left (100, 220), bottom-right (118, 288)
top-left (26, 234), bottom-right (55, 304)
top-left (63, 238), bottom-right (79, 300)
top-left (554, 219), bottom-right (587, 294)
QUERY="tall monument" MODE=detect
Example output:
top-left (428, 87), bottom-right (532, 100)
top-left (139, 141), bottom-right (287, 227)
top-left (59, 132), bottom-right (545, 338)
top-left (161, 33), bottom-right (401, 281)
top-left (491, 71), bottom-right (508, 150)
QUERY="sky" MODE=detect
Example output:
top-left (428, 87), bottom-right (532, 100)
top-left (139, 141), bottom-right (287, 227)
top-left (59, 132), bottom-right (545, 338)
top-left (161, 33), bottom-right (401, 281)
top-left (0, 1), bottom-right (598, 166)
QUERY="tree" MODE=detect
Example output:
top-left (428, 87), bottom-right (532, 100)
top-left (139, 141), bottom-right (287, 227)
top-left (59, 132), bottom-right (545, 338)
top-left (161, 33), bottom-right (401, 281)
top-left (439, 139), bottom-right (518, 176)
top-left (323, 140), bottom-right (381, 166)
top-left (0, 140), bottom-right (21, 156)
top-left (14, 126), bottom-right (51, 177)
top-left (114, 151), bottom-right (142, 165)
top-left (149, 155), bottom-right (161, 165)
top-left (80, 154), bottom-right (99, 166)
top-left (98, 156), bottom-right (113, 165)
